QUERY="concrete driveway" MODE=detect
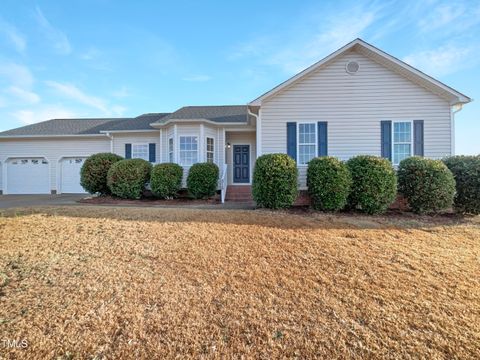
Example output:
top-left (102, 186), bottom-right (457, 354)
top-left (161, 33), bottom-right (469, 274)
top-left (0, 194), bottom-right (86, 209)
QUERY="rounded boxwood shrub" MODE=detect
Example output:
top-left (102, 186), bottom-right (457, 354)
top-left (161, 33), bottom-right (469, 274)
top-left (187, 163), bottom-right (219, 199)
top-left (107, 159), bottom-right (152, 199)
top-left (443, 155), bottom-right (480, 214)
top-left (347, 155), bottom-right (397, 214)
top-left (398, 157), bottom-right (455, 214)
top-left (252, 154), bottom-right (298, 209)
top-left (307, 156), bottom-right (352, 211)
top-left (80, 152), bottom-right (123, 195)
top-left (150, 163), bottom-right (183, 199)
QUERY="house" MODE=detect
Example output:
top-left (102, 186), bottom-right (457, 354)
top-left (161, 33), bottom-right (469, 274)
top-left (0, 39), bottom-right (471, 197)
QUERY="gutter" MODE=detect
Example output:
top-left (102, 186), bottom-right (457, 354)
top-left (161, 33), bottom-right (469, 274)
top-left (0, 134), bottom-right (109, 139)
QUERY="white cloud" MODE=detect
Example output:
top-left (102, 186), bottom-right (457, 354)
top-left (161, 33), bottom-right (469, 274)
top-left (12, 105), bottom-right (76, 125)
top-left (34, 6), bottom-right (72, 55)
top-left (417, 2), bottom-right (480, 34)
top-left (6, 86), bottom-right (40, 104)
top-left (402, 44), bottom-right (475, 77)
top-left (182, 75), bottom-right (211, 82)
top-left (45, 81), bottom-right (125, 116)
top-left (0, 20), bottom-right (26, 53)
top-left (230, 3), bottom-right (382, 75)
top-left (0, 62), bottom-right (34, 88)
top-left (45, 81), bottom-right (109, 113)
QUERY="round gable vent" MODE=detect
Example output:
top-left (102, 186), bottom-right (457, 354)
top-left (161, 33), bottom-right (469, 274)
top-left (346, 61), bottom-right (360, 74)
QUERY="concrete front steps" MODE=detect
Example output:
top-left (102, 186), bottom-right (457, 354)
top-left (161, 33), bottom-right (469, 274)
top-left (225, 185), bottom-right (253, 202)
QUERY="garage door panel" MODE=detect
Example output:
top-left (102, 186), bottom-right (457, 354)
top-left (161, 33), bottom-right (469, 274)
top-left (61, 158), bottom-right (87, 193)
top-left (7, 158), bottom-right (50, 194)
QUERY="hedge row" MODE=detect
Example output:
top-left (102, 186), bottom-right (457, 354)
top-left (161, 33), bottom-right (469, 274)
top-left (253, 154), bottom-right (478, 215)
top-left (80, 154), bottom-right (219, 200)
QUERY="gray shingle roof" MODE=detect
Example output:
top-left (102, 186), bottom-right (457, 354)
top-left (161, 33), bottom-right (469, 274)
top-left (0, 106), bottom-right (248, 137)
top-left (101, 113), bottom-right (170, 131)
top-left (154, 105), bottom-right (249, 124)
top-left (0, 118), bottom-right (128, 136)
top-left (0, 113), bottom-right (170, 137)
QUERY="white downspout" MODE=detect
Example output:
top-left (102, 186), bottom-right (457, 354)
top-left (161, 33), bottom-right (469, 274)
top-left (247, 107), bottom-right (261, 157)
top-left (451, 104), bottom-right (463, 156)
top-left (105, 132), bottom-right (114, 153)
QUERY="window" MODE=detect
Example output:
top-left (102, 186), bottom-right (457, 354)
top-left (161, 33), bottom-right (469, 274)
top-left (298, 123), bottom-right (316, 165)
top-left (132, 144), bottom-right (149, 161)
top-left (179, 136), bottom-right (198, 166)
top-left (393, 121), bottom-right (412, 165)
top-left (206, 137), bottom-right (214, 163)
top-left (168, 137), bottom-right (174, 163)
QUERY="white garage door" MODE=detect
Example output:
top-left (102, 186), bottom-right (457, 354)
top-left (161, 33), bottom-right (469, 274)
top-left (7, 158), bottom-right (50, 194)
top-left (61, 157), bottom-right (87, 193)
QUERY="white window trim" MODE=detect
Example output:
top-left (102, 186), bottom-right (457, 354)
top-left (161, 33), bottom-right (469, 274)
top-left (206, 136), bottom-right (215, 163)
top-left (168, 137), bottom-right (174, 163)
top-left (392, 120), bottom-right (414, 166)
top-left (297, 122), bottom-right (317, 166)
top-left (131, 143), bottom-right (150, 161)
top-left (178, 135), bottom-right (199, 167)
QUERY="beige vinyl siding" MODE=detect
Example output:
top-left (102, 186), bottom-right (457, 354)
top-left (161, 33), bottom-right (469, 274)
top-left (260, 49), bottom-right (452, 188)
top-left (112, 132), bottom-right (160, 161)
top-left (0, 137), bottom-right (110, 192)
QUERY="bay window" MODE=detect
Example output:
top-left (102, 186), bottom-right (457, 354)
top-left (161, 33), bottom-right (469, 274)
top-left (206, 137), bottom-right (214, 163)
top-left (168, 137), bottom-right (174, 163)
top-left (179, 136), bottom-right (198, 166)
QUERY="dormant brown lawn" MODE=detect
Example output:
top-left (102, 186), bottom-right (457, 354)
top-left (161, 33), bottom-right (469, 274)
top-left (0, 206), bottom-right (479, 359)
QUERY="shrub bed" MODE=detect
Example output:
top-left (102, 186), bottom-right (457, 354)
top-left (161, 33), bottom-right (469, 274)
top-left (80, 153), bottom-right (123, 195)
top-left (398, 157), bottom-right (455, 214)
top-left (187, 163), bottom-right (219, 199)
top-left (347, 155), bottom-right (397, 214)
top-left (107, 159), bottom-right (152, 199)
top-left (252, 154), bottom-right (298, 209)
top-left (443, 155), bottom-right (480, 214)
top-left (307, 157), bottom-right (351, 211)
top-left (151, 163), bottom-right (183, 199)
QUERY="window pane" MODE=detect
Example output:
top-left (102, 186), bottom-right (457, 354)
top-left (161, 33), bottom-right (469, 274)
top-left (132, 144), bottom-right (149, 161)
top-left (394, 122), bottom-right (411, 143)
top-left (179, 136), bottom-right (198, 165)
top-left (299, 144), bottom-right (315, 165)
top-left (394, 144), bottom-right (411, 164)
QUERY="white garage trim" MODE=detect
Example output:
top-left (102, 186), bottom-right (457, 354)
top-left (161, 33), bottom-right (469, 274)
top-left (57, 156), bottom-right (88, 194)
top-left (4, 156), bottom-right (51, 194)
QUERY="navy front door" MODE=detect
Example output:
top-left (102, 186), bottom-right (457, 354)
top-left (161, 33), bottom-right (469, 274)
top-left (233, 145), bottom-right (250, 183)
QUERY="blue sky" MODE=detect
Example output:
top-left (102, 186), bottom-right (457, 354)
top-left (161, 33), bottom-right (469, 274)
top-left (0, 0), bottom-right (479, 154)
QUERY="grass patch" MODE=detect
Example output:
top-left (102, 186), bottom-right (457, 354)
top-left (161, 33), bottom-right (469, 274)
top-left (0, 206), bottom-right (479, 358)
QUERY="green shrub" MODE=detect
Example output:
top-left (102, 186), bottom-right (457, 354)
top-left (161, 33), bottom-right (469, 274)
top-left (80, 153), bottom-right (123, 195)
top-left (307, 157), bottom-right (352, 211)
top-left (347, 155), bottom-right (397, 214)
top-left (398, 157), bottom-right (456, 214)
top-left (187, 163), bottom-right (219, 199)
top-left (252, 154), bottom-right (298, 209)
top-left (150, 163), bottom-right (183, 199)
top-left (107, 159), bottom-right (152, 199)
top-left (443, 155), bottom-right (480, 214)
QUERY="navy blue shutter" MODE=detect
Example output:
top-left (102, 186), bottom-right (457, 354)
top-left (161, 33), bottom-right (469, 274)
top-left (413, 120), bottom-right (424, 156)
top-left (125, 143), bottom-right (132, 159)
top-left (149, 143), bottom-right (156, 162)
top-left (318, 122), bottom-right (328, 156)
top-left (381, 121), bottom-right (392, 161)
top-left (286, 122), bottom-right (297, 161)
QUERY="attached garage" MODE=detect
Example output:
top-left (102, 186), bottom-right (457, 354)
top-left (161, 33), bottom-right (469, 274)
top-left (6, 158), bottom-right (50, 194)
top-left (60, 157), bottom-right (87, 193)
